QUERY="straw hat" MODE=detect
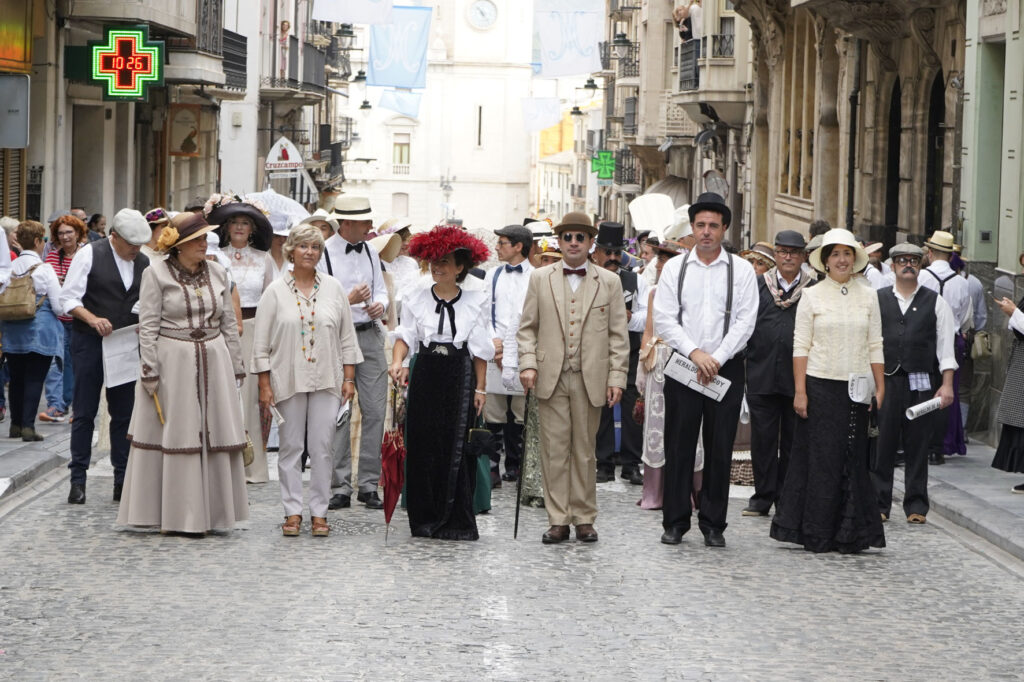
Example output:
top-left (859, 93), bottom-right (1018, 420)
top-left (924, 230), bottom-right (956, 253)
top-left (809, 228), bottom-right (869, 273)
top-left (298, 208), bottom-right (338, 234)
top-left (740, 242), bottom-right (776, 267)
top-left (369, 232), bottom-right (402, 263)
top-left (330, 195), bottom-right (377, 223)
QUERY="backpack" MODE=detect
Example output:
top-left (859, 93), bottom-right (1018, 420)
top-left (0, 264), bottom-right (44, 321)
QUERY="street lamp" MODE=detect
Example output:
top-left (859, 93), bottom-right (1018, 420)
top-left (570, 106), bottom-right (584, 116)
top-left (352, 69), bottom-right (366, 83)
top-left (611, 33), bottom-right (631, 59)
top-left (583, 78), bottom-right (599, 92)
top-left (338, 24), bottom-right (355, 49)
top-left (359, 99), bottom-right (372, 111)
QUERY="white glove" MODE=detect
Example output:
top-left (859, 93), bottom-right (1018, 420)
top-left (502, 365), bottom-right (519, 392)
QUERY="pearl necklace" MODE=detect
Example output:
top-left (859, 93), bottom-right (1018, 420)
top-left (290, 274), bottom-right (320, 363)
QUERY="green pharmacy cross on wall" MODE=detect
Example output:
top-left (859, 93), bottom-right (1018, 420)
top-left (591, 150), bottom-right (616, 180)
top-left (64, 25), bottom-right (164, 101)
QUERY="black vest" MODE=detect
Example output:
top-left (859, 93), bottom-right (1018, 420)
top-left (877, 285), bottom-right (939, 375)
top-left (745, 276), bottom-right (806, 396)
top-left (72, 239), bottom-right (149, 336)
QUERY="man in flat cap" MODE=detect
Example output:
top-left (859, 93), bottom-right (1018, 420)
top-left (483, 224), bottom-right (534, 485)
top-left (871, 242), bottom-right (956, 524)
top-left (743, 230), bottom-right (813, 517)
top-left (60, 208), bottom-right (151, 505)
top-left (518, 212), bottom-right (629, 544)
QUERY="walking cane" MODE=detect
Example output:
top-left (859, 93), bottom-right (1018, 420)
top-left (513, 388), bottom-right (531, 539)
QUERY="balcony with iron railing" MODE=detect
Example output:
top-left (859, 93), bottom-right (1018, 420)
top-left (261, 36), bottom-right (327, 102)
top-left (614, 148), bottom-right (639, 186)
top-left (617, 43), bottom-right (640, 80)
top-left (598, 42), bottom-right (613, 72)
top-left (673, 29), bottom-right (748, 127)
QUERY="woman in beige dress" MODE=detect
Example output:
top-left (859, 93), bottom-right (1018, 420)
top-left (206, 194), bottom-right (274, 483)
top-left (117, 212), bottom-right (249, 534)
top-left (253, 224), bottom-right (362, 537)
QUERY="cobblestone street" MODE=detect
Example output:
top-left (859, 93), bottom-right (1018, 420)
top-left (0, 456), bottom-right (1022, 681)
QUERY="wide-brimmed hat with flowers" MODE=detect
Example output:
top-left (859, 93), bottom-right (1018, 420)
top-left (740, 242), bottom-right (776, 268)
top-left (809, 228), bottom-right (869, 273)
top-left (408, 225), bottom-right (490, 266)
top-left (157, 212), bottom-right (218, 252)
top-left (205, 193), bottom-right (273, 251)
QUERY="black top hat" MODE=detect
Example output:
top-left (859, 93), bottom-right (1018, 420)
top-left (595, 222), bottom-right (626, 249)
top-left (687, 192), bottom-right (732, 227)
top-left (774, 229), bottom-right (806, 249)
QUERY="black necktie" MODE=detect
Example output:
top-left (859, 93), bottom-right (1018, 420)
top-left (563, 268), bottom-right (587, 277)
top-left (505, 264), bottom-right (523, 274)
top-left (432, 288), bottom-right (462, 337)
top-left (346, 242), bottom-right (364, 254)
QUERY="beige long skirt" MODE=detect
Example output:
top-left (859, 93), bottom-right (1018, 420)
top-left (240, 318), bottom-right (269, 483)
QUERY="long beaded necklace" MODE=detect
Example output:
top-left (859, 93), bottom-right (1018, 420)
top-left (290, 274), bottom-right (320, 363)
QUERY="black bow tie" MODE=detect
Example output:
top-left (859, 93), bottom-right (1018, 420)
top-left (504, 264), bottom-right (523, 274)
top-left (563, 268), bottom-right (587, 277)
top-left (346, 242), bottom-right (364, 254)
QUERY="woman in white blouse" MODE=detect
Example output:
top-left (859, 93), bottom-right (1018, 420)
top-left (253, 224), bottom-right (363, 537)
top-left (206, 195), bottom-right (275, 483)
top-left (1, 221), bottom-right (65, 441)
top-left (389, 226), bottom-right (494, 541)
top-left (770, 228), bottom-right (886, 554)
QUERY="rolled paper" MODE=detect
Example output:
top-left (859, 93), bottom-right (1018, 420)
top-left (906, 397), bottom-right (943, 420)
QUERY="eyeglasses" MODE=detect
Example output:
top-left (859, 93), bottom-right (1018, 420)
top-left (774, 248), bottom-right (802, 258)
top-left (893, 256), bottom-right (921, 266)
top-left (496, 239), bottom-right (512, 247)
top-left (560, 232), bottom-right (588, 243)
top-left (602, 248), bottom-right (622, 256)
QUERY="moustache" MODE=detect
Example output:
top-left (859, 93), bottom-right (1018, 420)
top-left (902, 267), bottom-right (916, 274)
top-left (604, 260), bottom-right (620, 268)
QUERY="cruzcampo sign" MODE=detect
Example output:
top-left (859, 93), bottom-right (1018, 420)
top-left (591, 150), bottom-right (615, 180)
top-left (64, 25), bottom-right (164, 101)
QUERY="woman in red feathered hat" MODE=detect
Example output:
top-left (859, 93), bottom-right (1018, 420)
top-left (388, 226), bottom-right (494, 540)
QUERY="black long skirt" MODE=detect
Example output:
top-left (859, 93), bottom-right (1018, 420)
top-left (405, 345), bottom-right (479, 541)
top-left (770, 377), bottom-right (886, 554)
top-left (992, 424), bottom-right (1024, 474)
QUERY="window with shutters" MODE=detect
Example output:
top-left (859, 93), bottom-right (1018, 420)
top-left (0, 148), bottom-right (25, 219)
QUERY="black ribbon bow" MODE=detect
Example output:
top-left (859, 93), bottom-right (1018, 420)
top-left (432, 288), bottom-right (462, 337)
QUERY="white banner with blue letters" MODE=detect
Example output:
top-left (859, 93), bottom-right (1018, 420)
top-left (535, 0), bottom-right (603, 78)
top-left (368, 6), bottom-right (432, 89)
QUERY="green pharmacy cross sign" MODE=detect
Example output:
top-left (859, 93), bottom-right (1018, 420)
top-left (89, 26), bottom-right (164, 100)
top-left (591, 150), bottom-right (616, 179)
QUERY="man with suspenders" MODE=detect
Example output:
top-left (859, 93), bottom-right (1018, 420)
top-left (653, 193), bottom-right (758, 548)
top-left (319, 196), bottom-right (387, 510)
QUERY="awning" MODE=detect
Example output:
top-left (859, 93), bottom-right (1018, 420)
top-left (645, 175), bottom-right (690, 208)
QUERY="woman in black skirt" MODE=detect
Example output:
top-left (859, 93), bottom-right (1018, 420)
top-left (389, 226), bottom-right (493, 540)
top-left (991, 294), bottom-right (1024, 493)
top-left (770, 229), bottom-right (886, 553)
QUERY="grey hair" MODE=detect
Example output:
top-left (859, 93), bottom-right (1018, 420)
top-left (283, 223), bottom-right (325, 262)
top-left (0, 216), bottom-right (19, 235)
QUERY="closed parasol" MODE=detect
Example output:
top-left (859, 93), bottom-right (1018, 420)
top-left (381, 379), bottom-right (406, 543)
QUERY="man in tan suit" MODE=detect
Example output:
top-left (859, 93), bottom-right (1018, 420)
top-left (517, 212), bottom-right (630, 544)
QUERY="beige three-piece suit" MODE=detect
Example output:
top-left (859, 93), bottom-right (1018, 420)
top-left (516, 262), bottom-right (630, 526)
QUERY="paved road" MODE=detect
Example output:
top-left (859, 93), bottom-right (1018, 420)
top-left (1, 459), bottom-right (1023, 681)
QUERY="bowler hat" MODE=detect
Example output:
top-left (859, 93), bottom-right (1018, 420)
top-left (553, 211), bottom-right (597, 237)
top-left (595, 222), bottom-right (626, 249)
top-left (774, 230), bottom-right (806, 250)
top-left (687, 192), bottom-right (732, 227)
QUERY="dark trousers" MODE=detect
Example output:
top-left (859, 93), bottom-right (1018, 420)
top-left (595, 384), bottom-right (642, 472)
top-left (68, 331), bottom-right (135, 485)
top-left (746, 392), bottom-right (795, 512)
top-left (871, 373), bottom-right (934, 517)
top-left (5, 352), bottom-right (53, 430)
top-left (486, 395), bottom-right (523, 474)
top-left (663, 357), bottom-right (744, 535)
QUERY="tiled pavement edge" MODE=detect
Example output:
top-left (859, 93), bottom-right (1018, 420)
top-left (0, 420), bottom-right (72, 501)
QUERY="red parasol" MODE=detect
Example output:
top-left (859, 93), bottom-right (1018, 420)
top-left (381, 380), bottom-right (406, 543)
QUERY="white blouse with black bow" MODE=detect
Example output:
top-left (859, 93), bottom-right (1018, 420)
top-left (395, 284), bottom-right (495, 362)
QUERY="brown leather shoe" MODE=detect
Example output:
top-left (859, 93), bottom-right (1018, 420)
top-left (541, 525), bottom-right (570, 544)
top-left (575, 524), bottom-right (598, 543)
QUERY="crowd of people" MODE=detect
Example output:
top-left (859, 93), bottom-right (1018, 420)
top-left (0, 187), bottom-right (1020, 551)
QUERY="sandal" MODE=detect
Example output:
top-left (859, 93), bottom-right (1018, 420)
top-left (311, 517), bottom-right (330, 537)
top-left (282, 515), bottom-right (301, 536)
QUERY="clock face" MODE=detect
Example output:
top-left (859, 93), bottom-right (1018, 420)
top-left (468, 0), bottom-right (498, 30)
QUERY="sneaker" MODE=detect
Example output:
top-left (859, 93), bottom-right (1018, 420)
top-left (1012, 483), bottom-right (1024, 494)
top-left (39, 407), bottom-right (66, 423)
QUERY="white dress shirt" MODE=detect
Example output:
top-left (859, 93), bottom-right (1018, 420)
top-left (625, 269), bottom-right (649, 333)
top-left (920, 260), bottom-right (972, 330)
top-left (1009, 308), bottom-right (1024, 336)
top-left (864, 265), bottom-right (889, 290)
top-left (561, 260), bottom-right (586, 292)
top-left (396, 285), bottom-right (495, 361)
top-left (889, 284), bottom-right (959, 372)
top-left (10, 251), bottom-right (64, 315)
top-left (653, 247), bottom-right (759, 366)
top-left (777, 269), bottom-right (801, 292)
top-left (318, 234), bottom-right (388, 325)
top-left (59, 239), bottom-right (138, 313)
top-left (966, 273), bottom-right (987, 331)
top-left (486, 259), bottom-right (534, 339)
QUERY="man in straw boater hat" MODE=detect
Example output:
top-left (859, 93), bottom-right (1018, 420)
top-left (590, 220), bottom-right (648, 486)
top-left (59, 208), bottom-right (152, 505)
top-left (920, 229), bottom-right (972, 462)
top-left (742, 229), bottom-right (813, 518)
top-left (517, 212), bottom-right (630, 544)
top-left (483, 224), bottom-right (534, 487)
top-left (653, 192), bottom-right (758, 548)
top-left (870, 242), bottom-right (956, 525)
top-left (320, 195), bottom-right (388, 510)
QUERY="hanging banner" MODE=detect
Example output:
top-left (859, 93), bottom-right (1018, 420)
top-left (521, 98), bottom-right (562, 133)
top-left (379, 90), bottom-right (423, 119)
top-left (535, 0), bottom-right (603, 78)
top-left (367, 6), bottom-right (432, 89)
top-left (312, 0), bottom-right (393, 25)
top-left (265, 136), bottom-right (304, 172)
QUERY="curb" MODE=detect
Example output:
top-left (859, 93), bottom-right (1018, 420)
top-left (0, 432), bottom-right (72, 502)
